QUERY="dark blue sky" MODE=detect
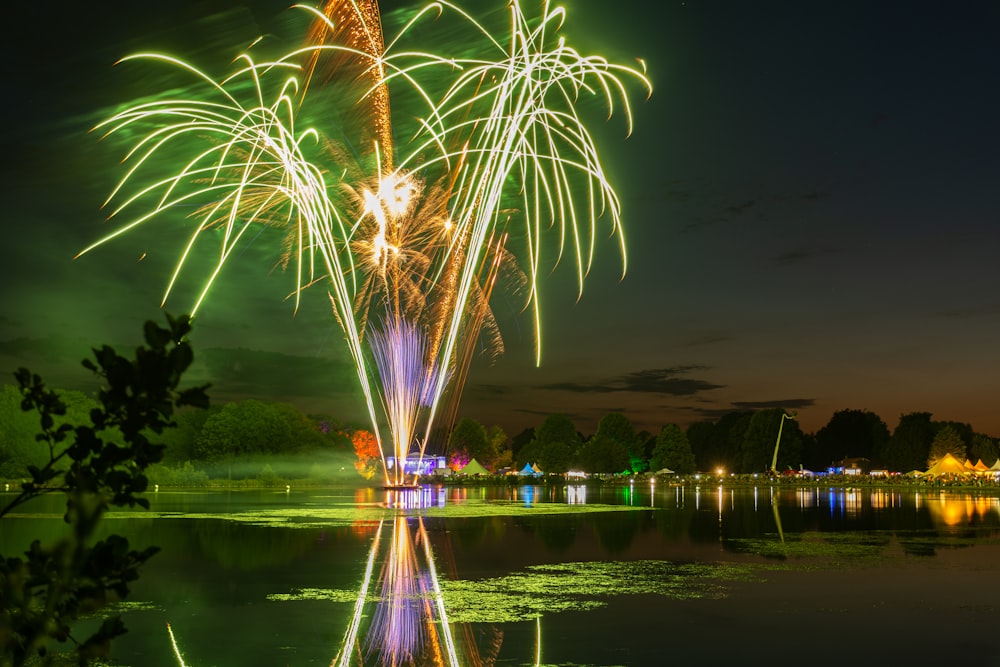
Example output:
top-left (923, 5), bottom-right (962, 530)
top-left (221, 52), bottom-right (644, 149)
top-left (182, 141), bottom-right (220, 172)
top-left (2, 1), bottom-right (999, 438)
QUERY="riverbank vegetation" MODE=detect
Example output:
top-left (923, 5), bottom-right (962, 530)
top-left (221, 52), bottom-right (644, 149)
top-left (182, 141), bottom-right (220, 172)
top-left (3, 389), bottom-right (996, 488)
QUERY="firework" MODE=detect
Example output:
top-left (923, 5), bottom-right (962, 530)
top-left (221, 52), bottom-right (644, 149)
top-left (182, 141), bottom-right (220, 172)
top-left (81, 0), bottom-right (651, 486)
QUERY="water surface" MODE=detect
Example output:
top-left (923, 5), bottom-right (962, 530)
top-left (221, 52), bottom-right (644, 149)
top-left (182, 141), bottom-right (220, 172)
top-left (3, 484), bottom-right (999, 666)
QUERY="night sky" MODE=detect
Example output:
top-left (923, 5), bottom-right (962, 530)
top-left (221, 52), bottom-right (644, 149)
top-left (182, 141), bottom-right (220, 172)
top-left (2, 1), bottom-right (999, 439)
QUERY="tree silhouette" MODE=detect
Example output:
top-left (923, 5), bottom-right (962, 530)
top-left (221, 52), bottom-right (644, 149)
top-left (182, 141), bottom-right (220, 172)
top-left (0, 314), bottom-right (208, 666)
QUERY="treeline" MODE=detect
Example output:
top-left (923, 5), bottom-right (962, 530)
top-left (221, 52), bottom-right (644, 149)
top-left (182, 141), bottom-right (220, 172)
top-left (449, 408), bottom-right (1000, 476)
top-left (4, 380), bottom-right (996, 482)
top-left (0, 385), bottom-right (359, 485)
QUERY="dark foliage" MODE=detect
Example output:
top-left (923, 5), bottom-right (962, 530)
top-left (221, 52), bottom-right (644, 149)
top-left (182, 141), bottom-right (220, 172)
top-left (0, 314), bottom-right (208, 666)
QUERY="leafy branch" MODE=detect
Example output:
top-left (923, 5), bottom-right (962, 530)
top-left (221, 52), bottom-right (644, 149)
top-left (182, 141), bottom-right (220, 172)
top-left (0, 313), bottom-right (209, 666)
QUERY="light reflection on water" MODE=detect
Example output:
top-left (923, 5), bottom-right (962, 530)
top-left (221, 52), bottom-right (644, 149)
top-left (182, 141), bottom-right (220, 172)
top-left (4, 484), bottom-right (1000, 665)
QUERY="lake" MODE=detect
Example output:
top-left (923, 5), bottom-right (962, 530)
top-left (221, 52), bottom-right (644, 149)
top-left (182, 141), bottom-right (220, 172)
top-left (3, 482), bottom-right (1000, 666)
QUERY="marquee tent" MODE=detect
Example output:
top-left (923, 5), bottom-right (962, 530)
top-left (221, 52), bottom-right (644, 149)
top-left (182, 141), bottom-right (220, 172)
top-left (924, 453), bottom-right (971, 476)
top-left (459, 458), bottom-right (489, 476)
top-left (519, 463), bottom-right (541, 477)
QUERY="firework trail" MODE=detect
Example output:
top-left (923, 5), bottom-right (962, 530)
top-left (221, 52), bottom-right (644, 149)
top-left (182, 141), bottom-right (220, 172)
top-left (80, 0), bottom-right (651, 485)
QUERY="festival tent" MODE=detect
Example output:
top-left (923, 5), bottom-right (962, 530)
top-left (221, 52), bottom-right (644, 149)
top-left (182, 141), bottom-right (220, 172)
top-left (460, 458), bottom-right (489, 476)
top-left (924, 453), bottom-right (971, 476)
top-left (519, 463), bottom-right (541, 477)
top-left (973, 459), bottom-right (990, 472)
top-left (990, 459), bottom-right (1000, 472)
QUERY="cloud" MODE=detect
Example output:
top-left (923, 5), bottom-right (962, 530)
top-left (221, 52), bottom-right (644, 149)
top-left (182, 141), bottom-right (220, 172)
top-left (730, 398), bottom-right (815, 410)
top-left (473, 383), bottom-right (514, 396)
top-left (679, 404), bottom-right (745, 421)
top-left (670, 397), bottom-right (815, 423)
top-left (538, 366), bottom-right (725, 396)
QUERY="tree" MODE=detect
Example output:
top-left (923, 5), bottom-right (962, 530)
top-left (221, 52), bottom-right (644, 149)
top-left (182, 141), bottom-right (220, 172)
top-left (800, 432), bottom-right (821, 471)
top-left (576, 434), bottom-right (629, 474)
top-left (534, 414), bottom-right (579, 450)
top-left (688, 412), bottom-right (751, 472)
top-left (352, 430), bottom-right (381, 480)
top-left (685, 420), bottom-right (716, 471)
top-left (933, 420), bottom-right (973, 451)
top-left (883, 412), bottom-right (934, 472)
top-left (593, 412), bottom-right (643, 472)
top-left (309, 414), bottom-right (354, 452)
top-left (487, 424), bottom-right (511, 470)
top-left (535, 441), bottom-right (573, 474)
top-left (0, 386), bottom-right (97, 479)
top-left (447, 418), bottom-right (493, 470)
top-left (195, 403), bottom-right (249, 478)
top-left (814, 409), bottom-right (889, 467)
top-left (518, 415), bottom-right (580, 470)
top-left (0, 313), bottom-right (209, 666)
top-left (928, 425), bottom-right (966, 466)
top-left (159, 404), bottom-right (216, 464)
top-left (270, 402), bottom-right (327, 453)
top-left (740, 412), bottom-right (774, 473)
top-left (969, 433), bottom-right (998, 467)
top-left (650, 424), bottom-right (696, 474)
top-left (194, 399), bottom-right (322, 477)
top-left (509, 427), bottom-right (535, 460)
top-left (637, 429), bottom-right (656, 463)
top-left (741, 410), bottom-right (803, 473)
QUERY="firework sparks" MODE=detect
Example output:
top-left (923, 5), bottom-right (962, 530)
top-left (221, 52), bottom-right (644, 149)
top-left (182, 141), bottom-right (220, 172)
top-left (81, 0), bottom-right (651, 485)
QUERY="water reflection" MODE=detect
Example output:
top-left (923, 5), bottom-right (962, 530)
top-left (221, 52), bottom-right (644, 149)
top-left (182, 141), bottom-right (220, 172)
top-left (11, 484), bottom-right (1000, 665)
top-left (519, 484), bottom-right (535, 507)
top-left (332, 486), bottom-right (1000, 665)
top-left (335, 490), bottom-right (460, 667)
top-left (765, 487), bottom-right (1000, 530)
top-left (566, 484), bottom-right (586, 505)
top-left (919, 492), bottom-right (1000, 527)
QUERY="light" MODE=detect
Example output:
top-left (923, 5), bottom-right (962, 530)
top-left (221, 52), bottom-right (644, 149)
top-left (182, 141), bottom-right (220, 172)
top-left (85, 2), bottom-right (650, 488)
top-left (378, 173), bottom-right (416, 217)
